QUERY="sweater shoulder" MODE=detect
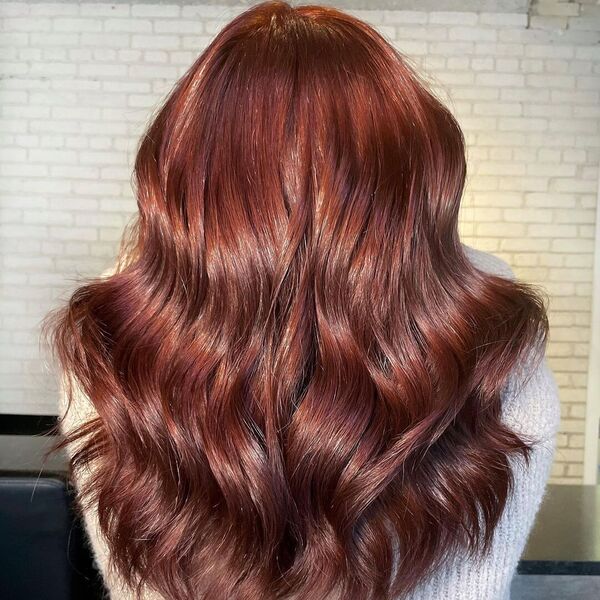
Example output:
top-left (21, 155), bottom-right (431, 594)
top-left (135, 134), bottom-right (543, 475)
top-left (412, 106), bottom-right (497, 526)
top-left (57, 262), bottom-right (118, 432)
top-left (459, 244), bottom-right (560, 442)
top-left (460, 243), bottom-right (515, 281)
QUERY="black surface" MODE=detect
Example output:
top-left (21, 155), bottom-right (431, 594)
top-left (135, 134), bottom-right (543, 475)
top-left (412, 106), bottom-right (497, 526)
top-left (0, 414), bottom-right (58, 436)
top-left (518, 561), bottom-right (600, 576)
top-left (0, 472), bottom-right (106, 600)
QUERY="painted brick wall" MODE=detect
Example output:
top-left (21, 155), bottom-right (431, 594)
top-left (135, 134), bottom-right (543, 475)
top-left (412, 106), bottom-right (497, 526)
top-left (1, 1), bottom-right (598, 484)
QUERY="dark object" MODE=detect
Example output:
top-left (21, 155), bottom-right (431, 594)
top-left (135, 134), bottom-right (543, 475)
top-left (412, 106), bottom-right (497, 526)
top-left (0, 471), bottom-right (106, 600)
top-left (0, 414), bottom-right (58, 436)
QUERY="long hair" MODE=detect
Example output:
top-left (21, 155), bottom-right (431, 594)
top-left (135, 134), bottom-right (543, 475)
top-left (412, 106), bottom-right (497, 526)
top-left (43, 2), bottom-right (549, 599)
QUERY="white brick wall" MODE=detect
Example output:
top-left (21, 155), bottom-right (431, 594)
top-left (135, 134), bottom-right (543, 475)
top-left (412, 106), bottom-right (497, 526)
top-left (1, 1), bottom-right (598, 484)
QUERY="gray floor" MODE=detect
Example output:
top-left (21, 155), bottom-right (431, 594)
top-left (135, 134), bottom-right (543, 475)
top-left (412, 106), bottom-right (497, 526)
top-left (0, 434), bottom-right (67, 472)
top-left (511, 575), bottom-right (600, 599)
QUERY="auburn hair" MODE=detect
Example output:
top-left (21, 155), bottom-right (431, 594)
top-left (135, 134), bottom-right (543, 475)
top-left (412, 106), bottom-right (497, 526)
top-left (44, 2), bottom-right (549, 599)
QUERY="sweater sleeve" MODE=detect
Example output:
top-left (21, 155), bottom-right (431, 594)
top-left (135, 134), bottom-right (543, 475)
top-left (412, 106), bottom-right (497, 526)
top-left (56, 265), bottom-right (166, 600)
top-left (408, 247), bottom-right (561, 600)
top-left (409, 346), bottom-right (560, 600)
top-left (58, 372), bottom-right (151, 600)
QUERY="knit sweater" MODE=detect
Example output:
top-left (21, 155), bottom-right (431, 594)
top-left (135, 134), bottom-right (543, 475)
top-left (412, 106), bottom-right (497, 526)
top-left (57, 243), bottom-right (561, 600)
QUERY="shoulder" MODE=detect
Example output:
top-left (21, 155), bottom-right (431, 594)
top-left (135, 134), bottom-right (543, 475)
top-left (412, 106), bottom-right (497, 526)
top-left (57, 362), bottom-right (97, 424)
top-left (501, 347), bottom-right (561, 445)
top-left (56, 262), bottom-right (118, 434)
top-left (460, 243), bottom-right (515, 281)
top-left (459, 244), bottom-right (560, 443)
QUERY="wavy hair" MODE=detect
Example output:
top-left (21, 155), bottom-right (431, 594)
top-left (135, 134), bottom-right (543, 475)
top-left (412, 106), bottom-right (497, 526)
top-left (44, 2), bottom-right (549, 599)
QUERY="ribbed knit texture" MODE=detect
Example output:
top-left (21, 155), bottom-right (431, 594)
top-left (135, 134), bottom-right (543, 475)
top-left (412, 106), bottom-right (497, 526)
top-left (57, 244), bottom-right (561, 600)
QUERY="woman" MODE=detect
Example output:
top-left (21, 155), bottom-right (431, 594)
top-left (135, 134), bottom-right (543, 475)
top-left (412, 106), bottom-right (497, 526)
top-left (44, 2), bottom-right (560, 599)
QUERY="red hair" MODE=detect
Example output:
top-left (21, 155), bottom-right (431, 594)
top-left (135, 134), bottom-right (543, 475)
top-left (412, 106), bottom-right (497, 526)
top-left (44, 2), bottom-right (549, 599)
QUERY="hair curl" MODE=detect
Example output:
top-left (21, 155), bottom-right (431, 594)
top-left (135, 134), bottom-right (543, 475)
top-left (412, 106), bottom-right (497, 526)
top-left (44, 2), bottom-right (549, 599)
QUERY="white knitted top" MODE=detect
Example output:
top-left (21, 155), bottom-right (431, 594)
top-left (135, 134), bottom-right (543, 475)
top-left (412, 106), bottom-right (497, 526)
top-left (57, 244), bottom-right (561, 600)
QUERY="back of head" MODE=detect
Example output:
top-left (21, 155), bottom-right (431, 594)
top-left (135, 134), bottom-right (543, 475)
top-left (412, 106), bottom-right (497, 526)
top-left (45, 2), bottom-right (549, 599)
